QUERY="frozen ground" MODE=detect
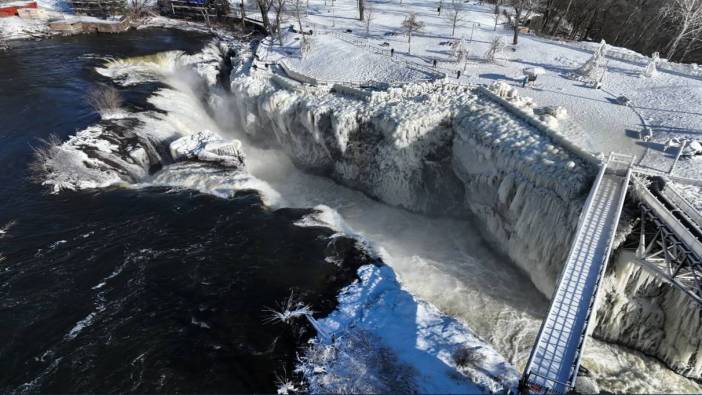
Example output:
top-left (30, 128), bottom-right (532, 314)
top-left (253, 0), bottom-right (702, 182)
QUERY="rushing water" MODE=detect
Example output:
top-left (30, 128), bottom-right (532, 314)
top-left (1, 28), bottom-right (700, 394)
top-left (0, 30), bottom-right (370, 393)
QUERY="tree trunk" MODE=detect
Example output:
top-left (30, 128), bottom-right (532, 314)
top-left (408, 31), bottom-right (412, 53)
top-left (452, 14), bottom-right (457, 36)
top-left (258, 3), bottom-right (271, 32)
top-left (613, 11), bottom-right (635, 45)
top-left (512, 8), bottom-right (521, 45)
top-left (358, 0), bottom-right (364, 20)
top-left (540, 0), bottom-right (554, 31)
top-left (580, 7), bottom-right (599, 41)
top-left (550, 0), bottom-right (573, 36)
top-left (666, 22), bottom-right (689, 60)
top-left (240, 0), bottom-right (246, 32)
top-left (296, 5), bottom-right (303, 32)
top-left (277, 17), bottom-right (283, 45)
top-left (680, 37), bottom-right (697, 62)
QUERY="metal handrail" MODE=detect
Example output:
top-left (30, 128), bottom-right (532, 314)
top-left (523, 153), bottom-right (634, 393)
top-left (522, 158), bottom-right (609, 389)
top-left (569, 155), bottom-right (633, 386)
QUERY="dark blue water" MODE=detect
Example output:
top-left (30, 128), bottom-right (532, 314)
top-left (0, 29), bottom-right (366, 393)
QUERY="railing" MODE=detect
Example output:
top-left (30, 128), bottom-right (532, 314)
top-left (521, 159), bottom-right (609, 394)
top-left (521, 153), bottom-right (633, 394)
top-left (477, 85), bottom-right (601, 167)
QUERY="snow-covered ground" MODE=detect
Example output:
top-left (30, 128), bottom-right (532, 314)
top-left (0, 14), bottom-right (51, 40)
top-left (254, 0), bottom-right (702, 183)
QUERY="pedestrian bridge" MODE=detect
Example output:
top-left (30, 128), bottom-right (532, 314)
top-left (520, 153), bottom-right (635, 394)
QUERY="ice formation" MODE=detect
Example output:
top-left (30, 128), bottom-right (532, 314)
top-left (228, 68), bottom-right (594, 295)
top-left (575, 39), bottom-right (608, 81)
top-left (37, 42), bottom-right (240, 193)
top-left (595, 251), bottom-right (702, 379)
top-left (641, 51), bottom-right (660, 78)
top-left (169, 131), bottom-right (245, 168)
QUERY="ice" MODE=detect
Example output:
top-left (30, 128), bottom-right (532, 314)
top-left (169, 131), bottom-right (246, 168)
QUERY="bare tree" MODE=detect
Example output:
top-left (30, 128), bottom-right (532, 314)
top-left (358, 0), bottom-right (365, 20)
top-left (493, 1), bottom-right (501, 31)
top-left (549, 0), bottom-right (573, 36)
top-left (240, 0), bottom-right (246, 32)
top-left (87, 85), bottom-right (123, 116)
top-left (293, 0), bottom-right (304, 32)
top-left (662, 0), bottom-right (702, 59)
top-left (484, 36), bottom-right (506, 62)
top-left (365, 4), bottom-right (375, 36)
top-left (127, 0), bottom-right (153, 22)
top-left (256, 0), bottom-right (274, 33)
top-left (301, 35), bottom-right (313, 58)
top-left (401, 12), bottom-right (425, 54)
top-left (444, 0), bottom-right (466, 37)
top-left (272, 0), bottom-right (287, 45)
top-left (508, 0), bottom-right (540, 45)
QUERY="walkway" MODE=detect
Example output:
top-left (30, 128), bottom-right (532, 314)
top-left (522, 154), bottom-right (634, 394)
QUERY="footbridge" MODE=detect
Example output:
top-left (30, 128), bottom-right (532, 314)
top-left (520, 152), bottom-right (702, 394)
top-left (520, 153), bottom-right (634, 394)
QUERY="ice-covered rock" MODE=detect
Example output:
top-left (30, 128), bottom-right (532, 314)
top-left (488, 81), bottom-right (518, 99)
top-left (228, 71), bottom-right (594, 296)
top-left (169, 131), bottom-right (245, 168)
top-left (35, 123), bottom-right (166, 193)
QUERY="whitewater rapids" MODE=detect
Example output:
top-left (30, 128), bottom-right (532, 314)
top-left (37, 39), bottom-right (702, 393)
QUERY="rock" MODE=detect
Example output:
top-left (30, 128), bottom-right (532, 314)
top-left (169, 131), bottom-right (246, 168)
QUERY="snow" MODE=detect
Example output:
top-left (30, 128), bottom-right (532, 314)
top-left (252, 0), bottom-right (702, 181)
top-left (673, 183), bottom-right (702, 212)
top-left (295, 206), bottom-right (519, 394)
top-left (169, 131), bottom-right (246, 168)
top-left (258, 31), bottom-right (436, 84)
top-left (0, 15), bottom-right (50, 40)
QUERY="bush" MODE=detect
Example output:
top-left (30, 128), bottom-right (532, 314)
top-left (87, 85), bottom-right (123, 116)
top-left (452, 346), bottom-right (484, 368)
